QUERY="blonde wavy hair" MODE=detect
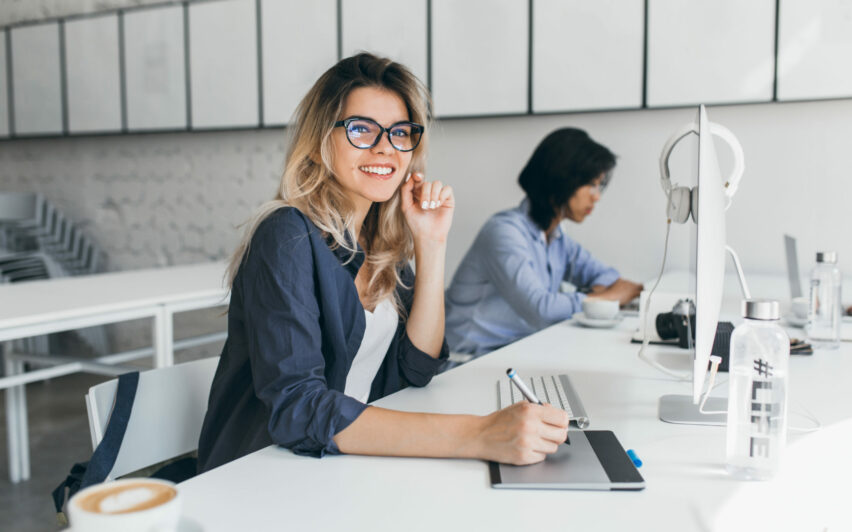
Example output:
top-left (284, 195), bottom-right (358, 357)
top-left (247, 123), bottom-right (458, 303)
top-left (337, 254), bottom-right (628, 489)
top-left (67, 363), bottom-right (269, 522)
top-left (226, 53), bottom-right (432, 315)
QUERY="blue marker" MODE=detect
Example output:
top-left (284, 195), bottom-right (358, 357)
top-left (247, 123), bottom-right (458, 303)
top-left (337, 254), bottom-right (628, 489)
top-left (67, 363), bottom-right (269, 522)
top-left (626, 449), bottom-right (642, 468)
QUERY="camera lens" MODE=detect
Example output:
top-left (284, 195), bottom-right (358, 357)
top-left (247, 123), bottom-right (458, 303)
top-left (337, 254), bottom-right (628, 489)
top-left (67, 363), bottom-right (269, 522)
top-left (655, 312), bottom-right (679, 340)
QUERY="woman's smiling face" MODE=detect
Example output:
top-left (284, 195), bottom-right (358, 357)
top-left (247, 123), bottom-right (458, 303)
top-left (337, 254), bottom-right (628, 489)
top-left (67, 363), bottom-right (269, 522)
top-left (331, 86), bottom-right (413, 214)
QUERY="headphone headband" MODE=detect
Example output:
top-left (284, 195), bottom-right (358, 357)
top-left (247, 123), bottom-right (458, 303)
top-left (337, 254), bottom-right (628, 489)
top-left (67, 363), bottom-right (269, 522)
top-left (659, 119), bottom-right (745, 209)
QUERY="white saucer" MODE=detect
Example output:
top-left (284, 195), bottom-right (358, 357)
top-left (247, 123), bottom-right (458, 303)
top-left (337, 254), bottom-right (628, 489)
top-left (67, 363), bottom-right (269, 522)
top-left (574, 312), bottom-right (622, 328)
top-left (68, 516), bottom-right (203, 532)
top-left (785, 315), bottom-right (808, 328)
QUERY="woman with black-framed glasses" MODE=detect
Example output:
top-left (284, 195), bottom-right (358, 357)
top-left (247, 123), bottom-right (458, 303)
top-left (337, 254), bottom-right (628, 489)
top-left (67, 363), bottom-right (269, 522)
top-left (198, 53), bottom-right (568, 473)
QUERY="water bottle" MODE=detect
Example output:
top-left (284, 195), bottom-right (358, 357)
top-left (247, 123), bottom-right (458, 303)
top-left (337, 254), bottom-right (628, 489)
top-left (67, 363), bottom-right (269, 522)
top-left (726, 299), bottom-right (789, 480)
top-left (806, 251), bottom-right (842, 349)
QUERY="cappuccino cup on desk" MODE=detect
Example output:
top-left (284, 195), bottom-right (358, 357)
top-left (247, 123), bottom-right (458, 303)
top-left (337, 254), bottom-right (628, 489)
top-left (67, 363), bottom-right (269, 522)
top-left (68, 478), bottom-right (181, 532)
top-left (581, 298), bottom-right (619, 320)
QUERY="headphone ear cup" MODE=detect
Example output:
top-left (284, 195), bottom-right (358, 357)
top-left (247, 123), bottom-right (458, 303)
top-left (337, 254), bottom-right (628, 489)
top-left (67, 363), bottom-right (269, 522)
top-left (667, 186), bottom-right (692, 224)
top-left (690, 186), bottom-right (699, 223)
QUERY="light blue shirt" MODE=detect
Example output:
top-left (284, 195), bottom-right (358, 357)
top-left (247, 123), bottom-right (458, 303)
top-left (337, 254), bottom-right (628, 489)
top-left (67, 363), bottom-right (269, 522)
top-left (445, 198), bottom-right (620, 355)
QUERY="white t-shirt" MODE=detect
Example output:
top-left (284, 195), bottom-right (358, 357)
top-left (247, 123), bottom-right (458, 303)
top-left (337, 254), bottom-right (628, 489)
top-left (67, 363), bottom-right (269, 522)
top-left (343, 299), bottom-right (399, 403)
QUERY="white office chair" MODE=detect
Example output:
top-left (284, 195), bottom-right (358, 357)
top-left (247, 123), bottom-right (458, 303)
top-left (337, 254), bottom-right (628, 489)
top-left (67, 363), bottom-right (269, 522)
top-left (84, 356), bottom-right (219, 480)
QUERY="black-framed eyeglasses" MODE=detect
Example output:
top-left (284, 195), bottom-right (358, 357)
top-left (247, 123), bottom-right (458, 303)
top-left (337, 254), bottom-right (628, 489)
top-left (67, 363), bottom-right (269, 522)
top-left (334, 116), bottom-right (424, 152)
top-left (588, 171), bottom-right (612, 195)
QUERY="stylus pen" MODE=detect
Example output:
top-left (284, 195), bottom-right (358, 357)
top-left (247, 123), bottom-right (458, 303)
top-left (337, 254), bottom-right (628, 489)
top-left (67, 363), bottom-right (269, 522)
top-left (506, 368), bottom-right (542, 405)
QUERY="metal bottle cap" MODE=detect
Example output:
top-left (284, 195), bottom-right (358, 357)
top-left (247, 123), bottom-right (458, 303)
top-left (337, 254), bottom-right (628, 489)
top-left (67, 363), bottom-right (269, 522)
top-left (816, 251), bottom-right (837, 264)
top-left (742, 299), bottom-right (780, 320)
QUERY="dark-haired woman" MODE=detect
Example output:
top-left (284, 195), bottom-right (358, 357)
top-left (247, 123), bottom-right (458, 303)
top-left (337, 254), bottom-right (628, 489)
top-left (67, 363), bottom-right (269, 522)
top-left (445, 128), bottom-right (643, 357)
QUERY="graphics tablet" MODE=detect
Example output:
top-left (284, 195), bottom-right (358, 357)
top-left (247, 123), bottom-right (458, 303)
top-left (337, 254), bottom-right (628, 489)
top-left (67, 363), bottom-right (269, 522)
top-left (489, 430), bottom-right (645, 490)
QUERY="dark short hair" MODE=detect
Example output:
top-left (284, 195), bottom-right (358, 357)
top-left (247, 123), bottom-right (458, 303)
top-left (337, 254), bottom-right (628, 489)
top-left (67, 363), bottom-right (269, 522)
top-left (518, 128), bottom-right (616, 231)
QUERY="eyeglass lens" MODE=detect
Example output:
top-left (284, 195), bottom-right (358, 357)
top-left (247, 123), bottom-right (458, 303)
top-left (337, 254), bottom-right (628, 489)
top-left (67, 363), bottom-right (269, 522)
top-left (344, 119), bottom-right (422, 152)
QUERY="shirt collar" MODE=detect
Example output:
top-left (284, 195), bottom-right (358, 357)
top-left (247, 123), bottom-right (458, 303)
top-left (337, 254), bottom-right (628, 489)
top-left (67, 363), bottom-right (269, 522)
top-left (518, 197), bottom-right (563, 244)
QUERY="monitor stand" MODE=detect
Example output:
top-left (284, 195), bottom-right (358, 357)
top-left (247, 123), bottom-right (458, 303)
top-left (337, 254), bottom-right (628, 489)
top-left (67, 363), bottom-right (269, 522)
top-left (658, 394), bottom-right (726, 425)
top-left (658, 244), bottom-right (748, 426)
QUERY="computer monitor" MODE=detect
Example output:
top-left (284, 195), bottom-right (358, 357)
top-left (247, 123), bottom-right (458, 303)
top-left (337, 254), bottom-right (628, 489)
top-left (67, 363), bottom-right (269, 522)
top-left (658, 105), bottom-right (744, 425)
top-left (693, 105), bottom-right (727, 404)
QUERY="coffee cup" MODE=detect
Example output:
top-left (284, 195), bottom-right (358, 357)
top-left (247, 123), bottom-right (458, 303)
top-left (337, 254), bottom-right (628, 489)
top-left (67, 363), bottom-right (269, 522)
top-left (791, 296), bottom-right (809, 319)
top-left (582, 298), bottom-right (619, 320)
top-left (68, 478), bottom-right (181, 532)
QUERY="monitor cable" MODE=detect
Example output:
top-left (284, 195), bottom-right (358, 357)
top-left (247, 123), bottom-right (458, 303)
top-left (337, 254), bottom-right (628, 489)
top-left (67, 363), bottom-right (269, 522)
top-left (637, 213), bottom-right (690, 381)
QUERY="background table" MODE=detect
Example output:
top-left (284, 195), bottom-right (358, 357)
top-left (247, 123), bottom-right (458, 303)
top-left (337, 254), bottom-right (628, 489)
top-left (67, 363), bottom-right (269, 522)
top-left (0, 262), bottom-right (229, 483)
top-left (178, 276), bottom-right (852, 531)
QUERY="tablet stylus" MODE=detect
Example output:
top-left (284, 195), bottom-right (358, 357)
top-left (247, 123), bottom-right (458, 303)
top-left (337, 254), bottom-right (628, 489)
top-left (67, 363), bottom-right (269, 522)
top-left (506, 368), bottom-right (542, 404)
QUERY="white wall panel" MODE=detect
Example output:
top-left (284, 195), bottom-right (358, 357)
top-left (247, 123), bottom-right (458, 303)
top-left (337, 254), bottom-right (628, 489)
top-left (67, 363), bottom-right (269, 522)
top-left (189, 0), bottom-right (258, 129)
top-left (533, 0), bottom-right (643, 113)
top-left (0, 31), bottom-right (8, 137)
top-left (10, 23), bottom-right (63, 135)
top-left (431, 0), bottom-right (527, 117)
top-left (341, 0), bottom-right (427, 86)
top-left (124, 5), bottom-right (187, 131)
top-left (65, 14), bottom-right (122, 133)
top-left (647, 0), bottom-right (776, 107)
top-left (260, 0), bottom-right (336, 126)
top-left (777, 0), bottom-right (852, 101)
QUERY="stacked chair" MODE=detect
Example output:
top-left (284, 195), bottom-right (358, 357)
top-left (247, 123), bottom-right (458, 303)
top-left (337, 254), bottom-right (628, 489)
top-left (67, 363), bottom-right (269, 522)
top-left (0, 191), bottom-right (107, 355)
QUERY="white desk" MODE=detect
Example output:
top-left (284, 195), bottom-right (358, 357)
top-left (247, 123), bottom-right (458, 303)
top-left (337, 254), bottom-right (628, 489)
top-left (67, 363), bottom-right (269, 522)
top-left (178, 311), bottom-right (852, 531)
top-left (0, 262), bottom-right (230, 483)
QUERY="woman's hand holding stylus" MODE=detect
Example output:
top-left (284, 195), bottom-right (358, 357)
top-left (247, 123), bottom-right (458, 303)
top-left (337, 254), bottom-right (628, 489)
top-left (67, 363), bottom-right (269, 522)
top-left (471, 402), bottom-right (569, 466)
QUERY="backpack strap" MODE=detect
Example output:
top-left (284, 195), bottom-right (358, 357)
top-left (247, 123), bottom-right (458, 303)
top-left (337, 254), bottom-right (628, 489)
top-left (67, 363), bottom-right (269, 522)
top-left (52, 371), bottom-right (140, 514)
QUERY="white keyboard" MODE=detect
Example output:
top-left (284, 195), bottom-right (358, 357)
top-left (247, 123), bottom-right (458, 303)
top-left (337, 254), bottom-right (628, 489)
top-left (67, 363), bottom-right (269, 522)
top-left (497, 373), bottom-right (590, 429)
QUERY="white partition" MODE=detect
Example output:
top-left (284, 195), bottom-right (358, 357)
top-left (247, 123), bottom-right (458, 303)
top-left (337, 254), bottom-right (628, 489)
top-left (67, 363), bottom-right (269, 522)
top-left (533, 0), bottom-right (643, 113)
top-left (0, 31), bottom-right (8, 137)
top-left (431, 0), bottom-right (528, 117)
top-left (65, 14), bottom-right (122, 133)
top-left (647, 0), bottom-right (776, 107)
top-left (10, 23), bottom-right (63, 135)
top-left (341, 0), bottom-right (427, 85)
top-left (124, 5), bottom-right (187, 131)
top-left (189, 0), bottom-right (258, 129)
top-left (777, 0), bottom-right (852, 101)
top-left (261, 0), bottom-right (336, 126)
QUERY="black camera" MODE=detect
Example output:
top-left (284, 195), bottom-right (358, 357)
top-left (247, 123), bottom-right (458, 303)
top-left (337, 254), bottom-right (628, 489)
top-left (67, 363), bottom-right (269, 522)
top-left (655, 299), bottom-right (695, 349)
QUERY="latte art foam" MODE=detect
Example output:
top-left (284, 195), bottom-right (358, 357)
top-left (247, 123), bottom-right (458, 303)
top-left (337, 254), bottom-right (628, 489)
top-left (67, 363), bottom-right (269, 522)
top-left (76, 481), bottom-right (177, 514)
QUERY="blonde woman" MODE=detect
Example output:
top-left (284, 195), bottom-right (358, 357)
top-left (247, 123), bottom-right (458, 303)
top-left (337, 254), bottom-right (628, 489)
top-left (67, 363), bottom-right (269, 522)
top-left (198, 54), bottom-right (568, 473)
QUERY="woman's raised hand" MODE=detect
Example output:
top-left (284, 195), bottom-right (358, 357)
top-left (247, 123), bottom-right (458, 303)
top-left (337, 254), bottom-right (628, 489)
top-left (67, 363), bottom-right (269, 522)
top-left (400, 172), bottom-right (455, 245)
top-left (474, 402), bottom-right (569, 465)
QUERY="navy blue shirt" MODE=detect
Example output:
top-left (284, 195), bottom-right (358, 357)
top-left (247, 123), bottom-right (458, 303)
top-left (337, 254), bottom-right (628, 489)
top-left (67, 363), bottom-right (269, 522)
top-left (198, 207), bottom-right (448, 473)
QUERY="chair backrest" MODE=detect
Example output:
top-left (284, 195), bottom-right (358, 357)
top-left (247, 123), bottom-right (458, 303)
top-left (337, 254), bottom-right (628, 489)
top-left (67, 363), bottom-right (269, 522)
top-left (0, 192), bottom-right (37, 223)
top-left (85, 356), bottom-right (219, 480)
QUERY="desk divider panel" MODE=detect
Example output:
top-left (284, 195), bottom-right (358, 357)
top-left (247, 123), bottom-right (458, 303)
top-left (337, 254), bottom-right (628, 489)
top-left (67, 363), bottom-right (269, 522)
top-left (188, 0), bottom-right (259, 130)
top-left (777, 0), bottom-right (852, 101)
top-left (430, 0), bottom-right (528, 117)
top-left (124, 5), bottom-right (187, 132)
top-left (532, 0), bottom-right (644, 113)
top-left (10, 22), bottom-right (64, 136)
top-left (260, 0), bottom-right (337, 127)
top-left (65, 14), bottom-right (122, 134)
top-left (341, 0), bottom-right (428, 88)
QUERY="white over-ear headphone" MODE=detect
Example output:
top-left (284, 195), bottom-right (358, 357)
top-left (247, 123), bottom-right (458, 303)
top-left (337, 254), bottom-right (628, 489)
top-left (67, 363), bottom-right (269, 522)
top-left (658, 120), bottom-right (745, 223)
